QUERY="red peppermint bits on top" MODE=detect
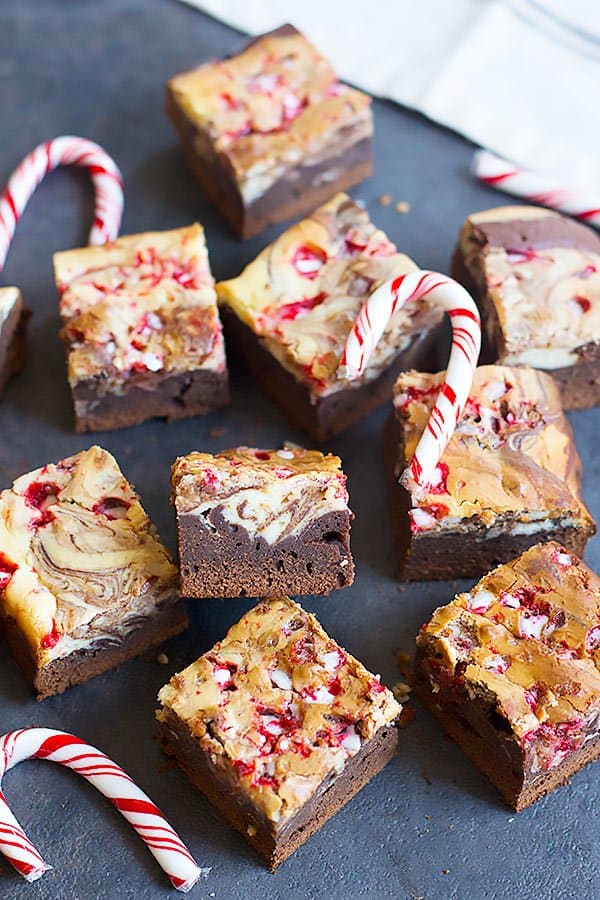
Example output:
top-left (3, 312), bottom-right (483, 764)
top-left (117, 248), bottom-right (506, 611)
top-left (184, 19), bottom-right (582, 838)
top-left (0, 552), bottom-right (18, 588)
top-left (291, 243), bottom-right (328, 279)
top-left (23, 481), bottom-right (60, 529)
top-left (40, 619), bottom-right (61, 650)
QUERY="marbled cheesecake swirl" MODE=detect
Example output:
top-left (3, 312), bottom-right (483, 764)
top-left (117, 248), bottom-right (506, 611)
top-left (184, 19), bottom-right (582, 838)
top-left (172, 445), bottom-right (349, 545)
top-left (217, 193), bottom-right (443, 396)
top-left (0, 446), bottom-right (178, 665)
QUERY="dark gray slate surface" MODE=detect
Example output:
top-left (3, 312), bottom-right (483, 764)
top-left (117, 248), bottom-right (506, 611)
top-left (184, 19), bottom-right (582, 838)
top-left (0, 1), bottom-right (598, 898)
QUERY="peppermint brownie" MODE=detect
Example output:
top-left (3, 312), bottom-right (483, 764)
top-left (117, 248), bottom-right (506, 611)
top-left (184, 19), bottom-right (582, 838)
top-left (54, 224), bottom-right (228, 432)
top-left (414, 542), bottom-right (600, 811)
top-left (0, 287), bottom-right (29, 391)
top-left (217, 193), bottom-right (443, 440)
top-left (166, 25), bottom-right (373, 238)
top-left (452, 205), bottom-right (600, 409)
top-left (385, 364), bottom-right (595, 580)
top-left (157, 596), bottom-right (400, 868)
top-left (172, 445), bottom-right (354, 598)
top-left (0, 446), bottom-right (186, 699)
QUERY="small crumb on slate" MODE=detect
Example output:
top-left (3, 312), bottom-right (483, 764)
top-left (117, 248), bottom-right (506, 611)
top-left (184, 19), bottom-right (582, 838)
top-left (443, 869), bottom-right (450, 875)
top-left (209, 426), bottom-right (227, 438)
top-left (396, 650), bottom-right (411, 677)
top-left (392, 680), bottom-right (412, 703)
top-left (378, 193), bottom-right (392, 206)
top-left (421, 772), bottom-right (433, 785)
top-left (157, 651), bottom-right (169, 665)
top-left (395, 200), bottom-right (411, 213)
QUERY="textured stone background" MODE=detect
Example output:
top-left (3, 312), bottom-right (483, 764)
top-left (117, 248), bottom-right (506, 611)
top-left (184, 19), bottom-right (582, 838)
top-left (0, 2), bottom-right (598, 898)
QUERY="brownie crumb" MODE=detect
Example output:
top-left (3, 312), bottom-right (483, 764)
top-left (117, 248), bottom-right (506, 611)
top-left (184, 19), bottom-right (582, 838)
top-left (157, 651), bottom-right (169, 665)
top-left (378, 194), bottom-right (392, 206)
top-left (392, 680), bottom-right (412, 703)
top-left (395, 201), bottom-right (410, 214)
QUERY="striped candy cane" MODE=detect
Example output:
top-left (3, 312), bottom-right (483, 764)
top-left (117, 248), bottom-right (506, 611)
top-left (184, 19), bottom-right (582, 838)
top-left (472, 150), bottom-right (600, 228)
top-left (339, 270), bottom-right (481, 495)
top-left (0, 136), bottom-right (124, 271)
top-left (0, 728), bottom-right (201, 892)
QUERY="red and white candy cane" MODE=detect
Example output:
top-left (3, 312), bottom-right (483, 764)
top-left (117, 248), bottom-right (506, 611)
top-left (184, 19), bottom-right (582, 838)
top-left (472, 150), bottom-right (600, 228)
top-left (0, 136), bottom-right (124, 271)
top-left (339, 270), bottom-right (481, 495)
top-left (0, 728), bottom-right (201, 892)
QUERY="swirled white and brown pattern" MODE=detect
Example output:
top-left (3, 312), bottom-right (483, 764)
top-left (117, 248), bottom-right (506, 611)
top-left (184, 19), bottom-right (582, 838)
top-left (0, 446), bottom-right (178, 664)
top-left (217, 193), bottom-right (443, 396)
top-left (157, 597), bottom-right (400, 824)
top-left (54, 224), bottom-right (226, 388)
top-left (172, 445), bottom-right (350, 545)
top-left (418, 542), bottom-right (600, 772)
top-left (393, 364), bottom-right (594, 535)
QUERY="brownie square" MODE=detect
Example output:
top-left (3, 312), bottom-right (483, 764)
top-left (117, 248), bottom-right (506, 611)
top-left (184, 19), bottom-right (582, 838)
top-left (166, 25), bottom-right (373, 239)
top-left (217, 193), bottom-right (443, 440)
top-left (452, 205), bottom-right (600, 410)
top-left (0, 286), bottom-right (30, 391)
top-left (54, 224), bottom-right (229, 432)
top-left (414, 541), bottom-right (600, 811)
top-left (172, 445), bottom-right (354, 599)
top-left (386, 364), bottom-right (595, 581)
top-left (0, 446), bottom-right (187, 699)
top-left (157, 596), bottom-right (400, 868)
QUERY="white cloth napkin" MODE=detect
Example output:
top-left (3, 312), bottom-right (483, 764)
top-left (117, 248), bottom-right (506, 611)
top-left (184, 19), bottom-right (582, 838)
top-left (178, 0), bottom-right (599, 192)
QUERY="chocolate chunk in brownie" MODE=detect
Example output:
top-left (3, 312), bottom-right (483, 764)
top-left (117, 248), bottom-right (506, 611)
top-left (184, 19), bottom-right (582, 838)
top-left (414, 541), bottom-right (600, 811)
top-left (217, 193), bottom-right (443, 440)
top-left (452, 205), bottom-right (600, 409)
top-left (172, 445), bottom-right (354, 598)
top-left (157, 596), bottom-right (400, 868)
top-left (54, 224), bottom-right (229, 432)
top-left (166, 25), bottom-right (373, 238)
top-left (386, 364), bottom-right (595, 580)
top-left (0, 446), bottom-right (186, 699)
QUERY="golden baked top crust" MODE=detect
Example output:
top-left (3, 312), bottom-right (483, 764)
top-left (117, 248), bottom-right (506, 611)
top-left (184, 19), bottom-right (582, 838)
top-left (0, 446), bottom-right (177, 666)
top-left (157, 596), bottom-right (400, 824)
top-left (54, 225), bottom-right (225, 387)
top-left (393, 364), bottom-right (594, 534)
top-left (171, 446), bottom-right (349, 544)
top-left (217, 193), bottom-right (442, 396)
top-left (167, 26), bottom-right (371, 194)
top-left (417, 542), bottom-right (600, 772)
top-left (458, 206), bottom-right (600, 368)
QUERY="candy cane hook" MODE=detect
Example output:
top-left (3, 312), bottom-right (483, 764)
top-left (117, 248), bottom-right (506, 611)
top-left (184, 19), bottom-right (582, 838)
top-left (0, 136), bottom-right (124, 271)
top-left (472, 150), bottom-right (600, 228)
top-left (0, 728), bottom-right (201, 892)
top-left (339, 270), bottom-right (481, 495)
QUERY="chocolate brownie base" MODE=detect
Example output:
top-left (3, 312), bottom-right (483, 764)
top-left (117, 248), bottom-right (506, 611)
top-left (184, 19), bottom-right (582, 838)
top-left (544, 341), bottom-right (600, 410)
top-left (0, 306), bottom-right (30, 392)
top-left (413, 653), bottom-right (600, 811)
top-left (166, 92), bottom-right (372, 240)
top-left (452, 245), bottom-right (600, 410)
top-left (223, 311), bottom-right (441, 442)
top-left (178, 509), bottom-right (354, 599)
top-left (71, 367), bottom-right (229, 432)
top-left (384, 412), bottom-right (593, 581)
top-left (159, 706), bottom-right (398, 869)
top-left (1, 601), bottom-right (188, 701)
